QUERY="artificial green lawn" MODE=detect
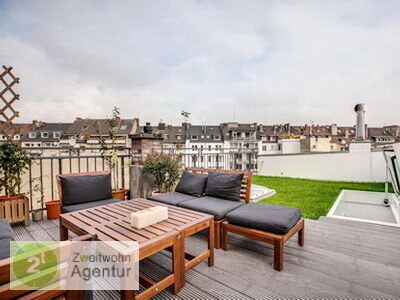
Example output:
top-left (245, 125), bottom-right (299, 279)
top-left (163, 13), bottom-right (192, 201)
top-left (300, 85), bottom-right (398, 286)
top-left (253, 176), bottom-right (391, 220)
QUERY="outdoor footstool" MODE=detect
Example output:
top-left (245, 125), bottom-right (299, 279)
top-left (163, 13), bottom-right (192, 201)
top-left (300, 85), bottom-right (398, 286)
top-left (221, 203), bottom-right (304, 271)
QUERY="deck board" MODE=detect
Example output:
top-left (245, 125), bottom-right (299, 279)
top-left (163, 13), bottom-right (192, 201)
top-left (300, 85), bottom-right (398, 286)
top-left (11, 217), bottom-right (400, 299)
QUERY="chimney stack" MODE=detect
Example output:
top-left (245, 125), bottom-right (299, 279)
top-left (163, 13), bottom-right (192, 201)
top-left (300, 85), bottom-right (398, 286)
top-left (331, 124), bottom-right (338, 136)
top-left (354, 103), bottom-right (366, 140)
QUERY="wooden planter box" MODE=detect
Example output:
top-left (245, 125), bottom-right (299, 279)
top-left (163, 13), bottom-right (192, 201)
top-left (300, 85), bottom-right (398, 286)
top-left (0, 195), bottom-right (30, 226)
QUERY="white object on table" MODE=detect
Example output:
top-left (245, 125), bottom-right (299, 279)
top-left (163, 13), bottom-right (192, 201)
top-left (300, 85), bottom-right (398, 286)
top-left (131, 206), bottom-right (168, 229)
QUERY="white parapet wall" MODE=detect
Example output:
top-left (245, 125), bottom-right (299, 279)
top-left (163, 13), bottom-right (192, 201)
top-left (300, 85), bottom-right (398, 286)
top-left (257, 141), bottom-right (387, 182)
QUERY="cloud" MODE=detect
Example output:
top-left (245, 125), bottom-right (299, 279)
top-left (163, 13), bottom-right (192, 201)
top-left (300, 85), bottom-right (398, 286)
top-left (1, 0), bottom-right (400, 126)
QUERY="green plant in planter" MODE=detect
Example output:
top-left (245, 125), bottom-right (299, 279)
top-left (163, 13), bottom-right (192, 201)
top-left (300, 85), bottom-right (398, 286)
top-left (143, 152), bottom-right (182, 193)
top-left (0, 142), bottom-right (33, 196)
top-left (97, 107), bottom-right (121, 190)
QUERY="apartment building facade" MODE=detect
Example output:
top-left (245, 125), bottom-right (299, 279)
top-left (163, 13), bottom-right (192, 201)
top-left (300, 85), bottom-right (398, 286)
top-left (61, 117), bottom-right (138, 152)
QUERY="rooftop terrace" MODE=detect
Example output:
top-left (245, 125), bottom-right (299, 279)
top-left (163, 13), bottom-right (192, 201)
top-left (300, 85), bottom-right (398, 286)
top-left (12, 215), bottom-right (400, 299)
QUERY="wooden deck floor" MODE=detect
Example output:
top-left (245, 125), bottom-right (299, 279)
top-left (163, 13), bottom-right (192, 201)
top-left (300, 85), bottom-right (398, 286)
top-left (12, 216), bottom-right (400, 299)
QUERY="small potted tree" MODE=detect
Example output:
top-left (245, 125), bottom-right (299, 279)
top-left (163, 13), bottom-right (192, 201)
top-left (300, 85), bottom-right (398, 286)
top-left (0, 142), bottom-right (33, 225)
top-left (97, 107), bottom-right (127, 200)
top-left (143, 152), bottom-right (182, 195)
top-left (31, 178), bottom-right (45, 221)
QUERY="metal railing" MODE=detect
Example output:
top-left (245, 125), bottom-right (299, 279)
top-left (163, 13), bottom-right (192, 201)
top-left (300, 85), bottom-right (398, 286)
top-left (162, 147), bottom-right (258, 172)
top-left (18, 147), bottom-right (132, 211)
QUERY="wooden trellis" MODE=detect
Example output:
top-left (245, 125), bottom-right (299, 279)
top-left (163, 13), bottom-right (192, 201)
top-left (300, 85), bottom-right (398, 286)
top-left (0, 65), bottom-right (20, 141)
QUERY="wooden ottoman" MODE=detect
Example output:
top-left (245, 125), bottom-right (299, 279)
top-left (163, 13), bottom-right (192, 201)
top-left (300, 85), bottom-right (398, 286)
top-left (221, 203), bottom-right (304, 271)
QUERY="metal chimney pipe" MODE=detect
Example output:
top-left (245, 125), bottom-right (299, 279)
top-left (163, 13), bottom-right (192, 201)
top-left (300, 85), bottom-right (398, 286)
top-left (354, 103), bottom-right (366, 140)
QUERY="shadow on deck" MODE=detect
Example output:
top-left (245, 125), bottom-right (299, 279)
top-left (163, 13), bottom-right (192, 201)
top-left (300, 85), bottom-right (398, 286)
top-left (12, 216), bottom-right (400, 299)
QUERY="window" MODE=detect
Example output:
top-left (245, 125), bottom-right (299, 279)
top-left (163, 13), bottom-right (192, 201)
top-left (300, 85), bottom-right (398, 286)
top-left (82, 125), bottom-right (89, 130)
top-left (120, 125), bottom-right (127, 130)
top-left (312, 145), bottom-right (317, 149)
top-left (41, 132), bottom-right (49, 138)
top-left (214, 135), bottom-right (221, 140)
top-left (192, 145), bottom-right (198, 150)
top-left (330, 145), bottom-right (334, 150)
top-left (176, 135), bottom-right (181, 140)
top-left (29, 132), bottom-right (36, 138)
top-left (191, 135), bottom-right (198, 140)
top-left (53, 132), bottom-right (61, 138)
top-left (14, 135), bottom-right (20, 140)
top-left (164, 134), bottom-right (169, 139)
top-left (262, 146), bottom-right (267, 151)
top-left (0, 135), bottom-right (5, 140)
top-left (208, 145), bottom-right (211, 149)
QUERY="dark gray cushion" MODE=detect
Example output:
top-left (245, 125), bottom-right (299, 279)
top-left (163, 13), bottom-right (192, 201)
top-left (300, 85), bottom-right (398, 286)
top-left (226, 203), bottom-right (302, 235)
top-left (62, 198), bottom-right (120, 213)
top-left (175, 171), bottom-right (207, 197)
top-left (0, 219), bottom-right (13, 239)
top-left (178, 196), bottom-right (244, 221)
top-left (204, 172), bottom-right (244, 202)
top-left (60, 174), bottom-right (113, 206)
top-left (147, 192), bottom-right (197, 206)
top-left (0, 237), bottom-right (14, 260)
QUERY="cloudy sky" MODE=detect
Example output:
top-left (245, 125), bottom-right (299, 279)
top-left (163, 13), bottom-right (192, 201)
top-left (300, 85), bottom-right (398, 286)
top-left (1, 0), bottom-right (400, 126)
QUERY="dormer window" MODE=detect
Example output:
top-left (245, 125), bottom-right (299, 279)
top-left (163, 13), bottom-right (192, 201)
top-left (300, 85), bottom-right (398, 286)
top-left (41, 132), bottom-right (49, 138)
top-left (82, 125), bottom-right (89, 130)
top-left (191, 135), bottom-right (198, 140)
top-left (120, 125), bottom-right (127, 130)
top-left (14, 135), bottom-right (20, 140)
top-left (29, 132), bottom-right (36, 138)
top-left (53, 132), bottom-right (61, 138)
top-left (214, 135), bottom-right (221, 140)
top-left (176, 135), bottom-right (181, 140)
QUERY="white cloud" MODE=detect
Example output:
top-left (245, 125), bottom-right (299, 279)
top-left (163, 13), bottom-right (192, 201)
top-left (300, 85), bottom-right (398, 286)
top-left (1, 0), bottom-right (400, 126)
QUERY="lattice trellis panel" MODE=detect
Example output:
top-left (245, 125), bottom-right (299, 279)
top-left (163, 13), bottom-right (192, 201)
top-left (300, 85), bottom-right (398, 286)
top-left (0, 66), bottom-right (20, 141)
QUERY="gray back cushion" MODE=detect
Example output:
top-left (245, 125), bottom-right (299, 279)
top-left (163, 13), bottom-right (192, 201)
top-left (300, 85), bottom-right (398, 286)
top-left (175, 171), bottom-right (208, 197)
top-left (60, 174), bottom-right (113, 206)
top-left (204, 172), bottom-right (244, 202)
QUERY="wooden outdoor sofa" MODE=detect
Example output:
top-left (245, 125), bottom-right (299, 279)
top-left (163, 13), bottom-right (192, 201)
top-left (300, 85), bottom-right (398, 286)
top-left (56, 171), bottom-right (121, 214)
top-left (148, 167), bottom-right (252, 249)
top-left (148, 167), bottom-right (305, 271)
top-left (184, 168), bottom-right (252, 248)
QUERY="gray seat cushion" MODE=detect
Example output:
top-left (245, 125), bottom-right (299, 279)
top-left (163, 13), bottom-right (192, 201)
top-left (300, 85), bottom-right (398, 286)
top-left (0, 219), bottom-right (13, 239)
top-left (175, 171), bottom-right (207, 197)
top-left (0, 220), bottom-right (14, 260)
top-left (226, 203), bottom-right (302, 235)
top-left (147, 192), bottom-right (197, 206)
top-left (204, 172), bottom-right (244, 202)
top-left (0, 237), bottom-right (14, 260)
top-left (178, 196), bottom-right (244, 221)
top-left (60, 174), bottom-right (113, 206)
top-left (62, 198), bottom-right (120, 213)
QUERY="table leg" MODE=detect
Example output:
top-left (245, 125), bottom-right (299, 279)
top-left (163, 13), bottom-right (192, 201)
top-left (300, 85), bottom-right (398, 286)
top-left (208, 221), bottom-right (215, 267)
top-left (120, 290), bottom-right (135, 300)
top-left (59, 219), bottom-right (68, 241)
top-left (172, 233), bottom-right (185, 294)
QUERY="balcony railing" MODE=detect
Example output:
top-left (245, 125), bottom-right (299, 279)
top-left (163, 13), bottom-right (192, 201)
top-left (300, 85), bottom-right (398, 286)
top-left (18, 147), bottom-right (132, 211)
top-left (163, 147), bottom-right (258, 172)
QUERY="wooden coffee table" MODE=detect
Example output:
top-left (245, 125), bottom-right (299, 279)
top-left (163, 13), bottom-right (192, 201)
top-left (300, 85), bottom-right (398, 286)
top-left (59, 199), bottom-right (214, 299)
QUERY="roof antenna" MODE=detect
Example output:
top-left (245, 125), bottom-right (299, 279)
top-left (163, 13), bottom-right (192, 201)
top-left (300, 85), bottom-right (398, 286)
top-left (233, 101), bottom-right (236, 122)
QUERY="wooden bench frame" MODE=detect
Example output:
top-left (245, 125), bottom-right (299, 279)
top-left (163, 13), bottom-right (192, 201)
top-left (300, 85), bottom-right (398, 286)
top-left (185, 168), bottom-right (252, 249)
top-left (221, 219), bottom-right (305, 271)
